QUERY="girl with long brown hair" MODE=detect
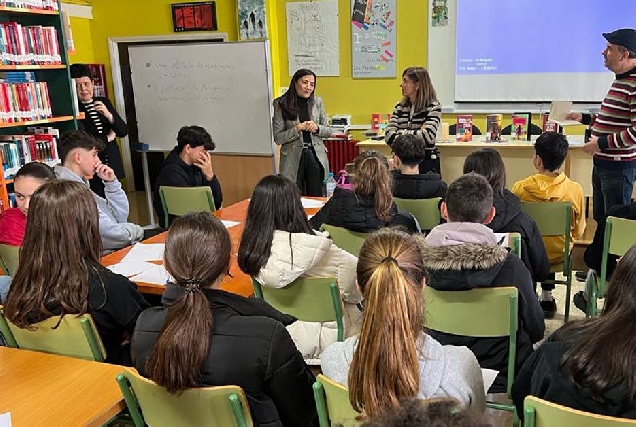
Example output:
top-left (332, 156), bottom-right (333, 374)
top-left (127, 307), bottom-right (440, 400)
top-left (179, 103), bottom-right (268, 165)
top-left (3, 180), bottom-right (149, 365)
top-left (309, 150), bottom-right (418, 233)
top-left (320, 228), bottom-right (485, 420)
top-left (131, 212), bottom-right (317, 426)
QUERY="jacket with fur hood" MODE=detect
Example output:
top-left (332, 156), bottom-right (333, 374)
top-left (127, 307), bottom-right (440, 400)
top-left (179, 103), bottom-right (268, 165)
top-left (489, 189), bottom-right (550, 282)
top-left (417, 223), bottom-right (545, 393)
top-left (255, 230), bottom-right (363, 359)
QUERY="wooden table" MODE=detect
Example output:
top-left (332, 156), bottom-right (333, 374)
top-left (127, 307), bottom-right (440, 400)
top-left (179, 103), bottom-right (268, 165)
top-left (102, 199), bottom-right (324, 298)
top-left (0, 347), bottom-right (125, 426)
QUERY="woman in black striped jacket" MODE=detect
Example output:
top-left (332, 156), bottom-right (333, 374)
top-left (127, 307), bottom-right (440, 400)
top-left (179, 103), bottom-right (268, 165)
top-left (385, 67), bottom-right (442, 175)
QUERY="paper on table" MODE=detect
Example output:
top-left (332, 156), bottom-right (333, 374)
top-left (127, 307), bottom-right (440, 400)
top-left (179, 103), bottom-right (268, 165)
top-left (494, 233), bottom-right (509, 247)
top-left (221, 220), bottom-right (240, 228)
top-left (481, 368), bottom-right (499, 394)
top-left (129, 264), bottom-right (172, 285)
top-left (301, 198), bottom-right (324, 209)
top-left (108, 261), bottom-right (157, 277)
top-left (0, 413), bottom-right (11, 427)
top-left (549, 101), bottom-right (581, 126)
top-left (120, 243), bottom-right (165, 263)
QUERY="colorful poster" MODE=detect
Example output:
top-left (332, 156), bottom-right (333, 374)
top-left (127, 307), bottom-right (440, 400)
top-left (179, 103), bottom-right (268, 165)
top-left (287, 0), bottom-right (340, 77)
top-left (431, 0), bottom-right (448, 27)
top-left (238, 0), bottom-right (268, 40)
top-left (351, 0), bottom-right (396, 78)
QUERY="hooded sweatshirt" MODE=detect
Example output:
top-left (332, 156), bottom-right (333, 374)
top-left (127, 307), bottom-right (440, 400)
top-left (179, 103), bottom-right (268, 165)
top-left (417, 223), bottom-right (545, 393)
top-left (255, 230), bottom-right (363, 359)
top-left (152, 146), bottom-right (223, 227)
top-left (320, 334), bottom-right (486, 412)
top-left (54, 165), bottom-right (144, 251)
top-left (512, 173), bottom-right (586, 264)
top-left (488, 189), bottom-right (550, 282)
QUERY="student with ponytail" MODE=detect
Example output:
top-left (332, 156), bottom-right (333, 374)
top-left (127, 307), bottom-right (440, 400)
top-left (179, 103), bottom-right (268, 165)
top-left (309, 150), bottom-right (418, 233)
top-left (320, 229), bottom-right (484, 421)
top-left (131, 212), bottom-right (317, 427)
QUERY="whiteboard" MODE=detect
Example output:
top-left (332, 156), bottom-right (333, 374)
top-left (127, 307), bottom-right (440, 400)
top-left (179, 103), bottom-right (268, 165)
top-left (128, 41), bottom-right (275, 155)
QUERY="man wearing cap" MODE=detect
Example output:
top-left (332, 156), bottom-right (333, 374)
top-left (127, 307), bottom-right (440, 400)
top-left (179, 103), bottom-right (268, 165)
top-left (152, 125), bottom-right (223, 227)
top-left (567, 28), bottom-right (636, 221)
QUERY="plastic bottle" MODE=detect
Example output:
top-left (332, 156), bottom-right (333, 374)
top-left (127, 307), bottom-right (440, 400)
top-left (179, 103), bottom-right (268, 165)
top-left (325, 172), bottom-right (337, 199)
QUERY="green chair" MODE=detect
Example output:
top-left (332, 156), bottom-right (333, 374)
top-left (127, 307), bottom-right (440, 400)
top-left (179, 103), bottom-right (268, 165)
top-left (424, 286), bottom-right (518, 416)
top-left (0, 244), bottom-right (19, 276)
top-left (524, 395), bottom-right (636, 426)
top-left (116, 368), bottom-right (253, 427)
top-left (586, 216), bottom-right (636, 317)
top-left (520, 201), bottom-right (573, 322)
top-left (313, 374), bottom-right (360, 427)
top-left (496, 232), bottom-right (521, 259)
top-left (0, 310), bottom-right (106, 361)
top-left (252, 277), bottom-right (344, 342)
top-left (159, 186), bottom-right (216, 228)
top-left (393, 197), bottom-right (442, 231)
top-left (321, 224), bottom-right (368, 257)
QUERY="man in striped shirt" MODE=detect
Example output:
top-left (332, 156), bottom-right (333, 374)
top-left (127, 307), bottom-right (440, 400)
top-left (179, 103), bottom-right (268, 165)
top-left (568, 28), bottom-right (636, 221)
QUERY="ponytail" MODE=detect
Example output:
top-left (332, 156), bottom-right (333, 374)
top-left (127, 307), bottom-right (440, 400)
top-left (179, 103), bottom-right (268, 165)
top-left (353, 152), bottom-right (394, 221)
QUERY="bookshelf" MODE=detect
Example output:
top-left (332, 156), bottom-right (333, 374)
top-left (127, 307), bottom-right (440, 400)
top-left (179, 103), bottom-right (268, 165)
top-left (0, 0), bottom-right (77, 209)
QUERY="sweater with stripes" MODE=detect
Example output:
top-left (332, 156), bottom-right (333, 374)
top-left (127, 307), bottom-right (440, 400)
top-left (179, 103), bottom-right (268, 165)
top-left (586, 66), bottom-right (636, 169)
top-left (385, 100), bottom-right (442, 149)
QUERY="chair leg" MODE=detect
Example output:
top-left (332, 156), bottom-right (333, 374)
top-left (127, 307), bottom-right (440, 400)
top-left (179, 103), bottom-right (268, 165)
top-left (563, 275), bottom-right (572, 323)
top-left (586, 274), bottom-right (597, 318)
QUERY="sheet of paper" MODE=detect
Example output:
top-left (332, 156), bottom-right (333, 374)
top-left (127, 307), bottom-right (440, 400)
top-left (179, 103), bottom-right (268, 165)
top-left (494, 233), bottom-right (509, 247)
top-left (107, 261), bottom-right (157, 278)
top-left (549, 101), bottom-right (581, 126)
top-left (307, 214), bottom-right (314, 220)
top-left (0, 413), bottom-right (12, 427)
top-left (301, 198), bottom-right (325, 209)
top-left (481, 368), bottom-right (499, 394)
top-left (129, 264), bottom-right (172, 285)
top-left (221, 220), bottom-right (240, 228)
top-left (120, 243), bottom-right (165, 263)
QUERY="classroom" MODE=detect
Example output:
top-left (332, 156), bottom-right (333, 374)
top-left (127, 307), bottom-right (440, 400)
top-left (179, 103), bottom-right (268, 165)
top-left (0, 0), bottom-right (636, 426)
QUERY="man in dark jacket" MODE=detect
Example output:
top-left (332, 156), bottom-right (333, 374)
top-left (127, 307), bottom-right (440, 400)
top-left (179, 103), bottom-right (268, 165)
top-left (153, 125), bottom-right (223, 227)
top-left (391, 134), bottom-right (447, 199)
top-left (417, 173), bottom-right (545, 393)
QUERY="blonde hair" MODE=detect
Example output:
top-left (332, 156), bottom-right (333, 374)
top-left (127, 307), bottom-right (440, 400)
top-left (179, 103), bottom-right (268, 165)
top-left (348, 229), bottom-right (427, 420)
top-left (399, 67), bottom-right (438, 112)
top-left (353, 151), bottom-right (393, 221)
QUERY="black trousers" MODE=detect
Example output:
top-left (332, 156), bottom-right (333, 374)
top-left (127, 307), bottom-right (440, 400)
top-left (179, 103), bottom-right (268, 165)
top-left (296, 147), bottom-right (324, 197)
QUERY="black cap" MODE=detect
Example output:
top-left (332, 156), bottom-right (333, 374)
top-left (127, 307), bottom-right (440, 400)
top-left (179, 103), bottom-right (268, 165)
top-left (70, 63), bottom-right (93, 79)
top-left (603, 28), bottom-right (636, 53)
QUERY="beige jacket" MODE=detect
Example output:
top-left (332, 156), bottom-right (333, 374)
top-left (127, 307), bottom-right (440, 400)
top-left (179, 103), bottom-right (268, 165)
top-left (255, 230), bottom-right (363, 360)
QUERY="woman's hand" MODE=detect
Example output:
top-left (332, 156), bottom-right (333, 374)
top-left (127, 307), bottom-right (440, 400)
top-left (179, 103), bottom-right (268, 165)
top-left (93, 100), bottom-right (114, 123)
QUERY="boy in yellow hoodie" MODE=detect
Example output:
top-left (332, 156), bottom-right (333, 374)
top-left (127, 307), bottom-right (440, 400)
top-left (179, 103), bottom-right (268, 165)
top-left (512, 132), bottom-right (586, 318)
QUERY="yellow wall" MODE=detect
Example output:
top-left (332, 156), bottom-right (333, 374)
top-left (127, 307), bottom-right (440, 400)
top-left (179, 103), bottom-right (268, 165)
top-left (68, 17), bottom-right (95, 63)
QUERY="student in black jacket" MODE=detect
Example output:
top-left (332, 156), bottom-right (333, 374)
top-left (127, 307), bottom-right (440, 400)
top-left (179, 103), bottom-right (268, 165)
top-left (512, 243), bottom-right (636, 420)
top-left (417, 173), bottom-right (545, 393)
top-left (463, 148), bottom-right (550, 284)
top-left (153, 126), bottom-right (223, 227)
top-left (391, 134), bottom-right (447, 200)
top-left (131, 212), bottom-right (317, 427)
top-left (309, 150), bottom-right (418, 233)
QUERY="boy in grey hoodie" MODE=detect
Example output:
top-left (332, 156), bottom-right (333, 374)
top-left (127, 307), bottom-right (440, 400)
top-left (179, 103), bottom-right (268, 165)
top-left (54, 130), bottom-right (144, 251)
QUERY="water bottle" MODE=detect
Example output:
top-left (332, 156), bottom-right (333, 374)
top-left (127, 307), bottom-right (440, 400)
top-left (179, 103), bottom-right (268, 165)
top-left (325, 172), bottom-right (337, 199)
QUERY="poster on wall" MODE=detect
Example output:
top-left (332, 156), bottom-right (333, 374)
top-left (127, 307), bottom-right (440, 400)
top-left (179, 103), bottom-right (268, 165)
top-left (351, 0), bottom-right (396, 78)
top-left (171, 2), bottom-right (217, 32)
top-left (286, 0), bottom-right (340, 77)
top-left (431, 0), bottom-right (448, 27)
top-left (238, 0), bottom-right (268, 39)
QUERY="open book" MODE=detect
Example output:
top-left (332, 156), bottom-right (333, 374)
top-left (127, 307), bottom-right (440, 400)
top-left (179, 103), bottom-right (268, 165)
top-left (549, 101), bottom-right (581, 126)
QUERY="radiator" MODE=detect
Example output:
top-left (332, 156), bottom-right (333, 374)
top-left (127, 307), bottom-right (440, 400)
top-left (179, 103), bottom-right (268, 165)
top-left (324, 137), bottom-right (359, 174)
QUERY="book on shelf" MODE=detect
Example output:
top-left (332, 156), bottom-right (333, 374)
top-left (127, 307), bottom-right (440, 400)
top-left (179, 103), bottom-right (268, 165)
top-left (0, 72), bottom-right (52, 123)
top-left (0, 0), bottom-right (58, 11)
top-left (0, 22), bottom-right (61, 65)
top-left (0, 127), bottom-right (60, 179)
top-left (456, 114), bottom-right (473, 142)
top-left (486, 114), bottom-right (502, 142)
top-left (511, 112), bottom-right (531, 141)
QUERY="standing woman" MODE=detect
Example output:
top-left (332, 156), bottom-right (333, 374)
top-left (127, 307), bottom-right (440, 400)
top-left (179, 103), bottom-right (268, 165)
top-left (272, 69), bottom-right (333, 196)
top-left (70, 64), bottom-right (128, 198)
top-left (385, 66), bottom-right (442, 175)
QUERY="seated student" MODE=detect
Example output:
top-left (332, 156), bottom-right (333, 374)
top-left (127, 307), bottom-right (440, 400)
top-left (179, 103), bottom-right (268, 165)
top-left (512, 132), bottom-right (586, 318)
top-left (54, 130), bottom-right (145, 251)
top-left (152, 125), bottom-right (223, 227)
top-left (463, 148), bottom-right (550, 284)
top-left (309, 150), bottom-right (418, 233)
top-left (321, 228), bottom-right (485, 420)
top-left (238, 175), bottom-right (363, 359)
top-left (0, 162), bottom-right (55, 246)
top-left (391, 134), bottom-right (447, 199)
top-left (417, 173), bottom-right (545, 393)
top-left (3, 180), bottom-right (149, 365)
top-left (131, 212), bottom-right (317, 426)
top-left (512, 243), bottom-right (636, 420)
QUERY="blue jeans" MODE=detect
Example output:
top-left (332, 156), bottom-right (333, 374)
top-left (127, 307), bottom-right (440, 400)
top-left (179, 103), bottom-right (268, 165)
top-left (0, 275), bottom-right (11, 304)
top-left (592, 166), bottom-right (636, 222)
